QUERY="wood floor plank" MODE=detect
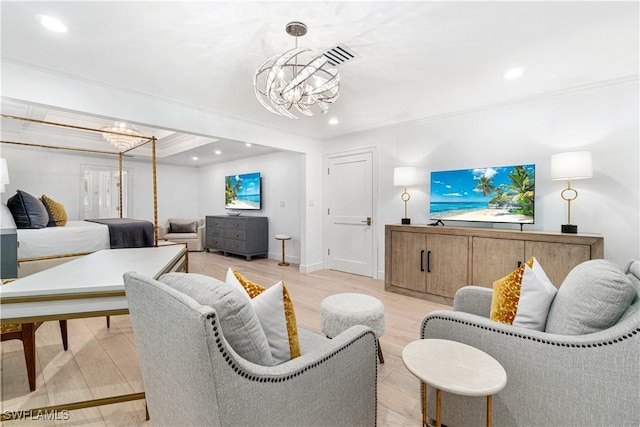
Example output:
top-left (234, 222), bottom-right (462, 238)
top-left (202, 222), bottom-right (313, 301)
top-left (1, 251), bottom-right (452, 426)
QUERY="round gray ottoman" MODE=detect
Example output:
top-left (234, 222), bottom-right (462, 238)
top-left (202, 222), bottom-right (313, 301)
top-left (320, 293), bottom-right (385, 363)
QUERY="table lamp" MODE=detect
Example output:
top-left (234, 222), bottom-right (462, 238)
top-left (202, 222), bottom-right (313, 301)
top-left (550, 151), bottom-right (592, 233)
top-left (393, 166), bottom-right (417, 225)
top-left (0, 158), bottom-right (9, 193)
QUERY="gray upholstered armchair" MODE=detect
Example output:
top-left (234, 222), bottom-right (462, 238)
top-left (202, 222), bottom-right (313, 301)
top-left (421, 259), bottom-right (640, 427)
top-left (158, 218), bottom-right (205, 251)
top-left (124, 271), bottom-right (377, 427)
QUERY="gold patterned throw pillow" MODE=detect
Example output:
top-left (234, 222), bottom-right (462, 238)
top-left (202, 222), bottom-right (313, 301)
top-left (40, 194), bottom-right (68, 227)
top-left (490, 257), bottom-right (535, 324)
top-left (228, 269), bottom-right (301, 363)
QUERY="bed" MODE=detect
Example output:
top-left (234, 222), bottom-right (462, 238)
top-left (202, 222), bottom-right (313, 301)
top-left (16, 219), bottom-right (155, 278)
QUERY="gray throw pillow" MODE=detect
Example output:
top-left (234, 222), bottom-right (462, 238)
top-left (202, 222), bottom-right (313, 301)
top-left (159, 272), bottom-right (273, 366)
top-left (170, 222), bottom-right (197, 233)
top-left (7, 190), bottom-right (49, 229)
top-left (545, 259), bottom-right (636, 335)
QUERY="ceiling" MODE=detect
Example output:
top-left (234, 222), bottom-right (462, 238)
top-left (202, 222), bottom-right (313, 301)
top-left (1, 1), bottom-right (638, 166)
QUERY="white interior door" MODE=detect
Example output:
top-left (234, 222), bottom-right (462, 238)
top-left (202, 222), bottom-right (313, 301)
top-left (327, 152), bottom-right (374, 277)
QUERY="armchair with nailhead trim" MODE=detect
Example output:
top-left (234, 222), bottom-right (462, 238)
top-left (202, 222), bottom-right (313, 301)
top-left (421, 259), bottom-right (640, 427)
top-left (124, 271), bottom-right (377, 427)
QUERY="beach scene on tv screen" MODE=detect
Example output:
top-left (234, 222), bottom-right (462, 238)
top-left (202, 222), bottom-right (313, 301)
top-left (225, 172), bottom-right (261, 210)
top-left (430, 164), bottom-right (535, 223)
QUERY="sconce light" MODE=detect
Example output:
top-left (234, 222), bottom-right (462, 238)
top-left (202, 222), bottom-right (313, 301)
top-left (550, 151), bottom-right (592, 233)
top-left (394, 166), bottom-right (417, 225)
top-left (0, 158), bottom-right (9, 193)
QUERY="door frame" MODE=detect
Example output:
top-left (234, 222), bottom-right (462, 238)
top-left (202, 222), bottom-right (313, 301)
top-left (323, 146), bottom-right (379, 279)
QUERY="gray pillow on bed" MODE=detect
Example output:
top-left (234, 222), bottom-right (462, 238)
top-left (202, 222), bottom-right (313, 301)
top-left (7, 190), bottom-right (49, 229)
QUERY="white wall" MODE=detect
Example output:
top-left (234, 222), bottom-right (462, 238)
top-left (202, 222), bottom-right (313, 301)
top-left (325, 80), bottom-right (640, 274)
top-left (198, 151), bottom-right (303, 263)
top-left (0, 144), bottom-right (199, 225)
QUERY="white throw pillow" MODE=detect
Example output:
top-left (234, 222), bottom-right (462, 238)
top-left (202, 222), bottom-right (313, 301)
top-left (225, 268), bottom-right (294, 364)
top-left (513, 259), bottom-right (558, 331)
top-left (250, 281), bottom-right (291, 364)
top-left (225, 268), bottom-right (251, 301)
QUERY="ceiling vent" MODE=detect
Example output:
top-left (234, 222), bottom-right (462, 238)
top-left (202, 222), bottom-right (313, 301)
top-left (322, 44), bottom-right (359, 67)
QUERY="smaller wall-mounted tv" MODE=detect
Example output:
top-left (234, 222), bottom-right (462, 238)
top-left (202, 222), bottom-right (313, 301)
top-left (429, 164), bottom-right (535, 224)
top-left (225, 172), bottom-right (261, 210)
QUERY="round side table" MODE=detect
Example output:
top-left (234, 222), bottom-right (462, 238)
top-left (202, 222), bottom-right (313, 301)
top-left (320, 293), bottom-right (385, 363)
top-left (402, 339), bottom-right (507, 427)
top-left (275, 234), bottom-right (291, 266)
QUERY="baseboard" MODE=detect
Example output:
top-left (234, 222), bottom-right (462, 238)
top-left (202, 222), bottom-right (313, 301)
top-left (299, 261), bottom-right (324, 274)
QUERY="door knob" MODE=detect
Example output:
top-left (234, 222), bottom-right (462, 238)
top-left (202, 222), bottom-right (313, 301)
top-left (360, 217), bottom-right (372, 226)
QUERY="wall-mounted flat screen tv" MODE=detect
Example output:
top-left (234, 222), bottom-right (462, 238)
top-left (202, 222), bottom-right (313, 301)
top-left (225, 172), bottom-right (261, 210)
top-left (429, 164), bottom-right (535, 224)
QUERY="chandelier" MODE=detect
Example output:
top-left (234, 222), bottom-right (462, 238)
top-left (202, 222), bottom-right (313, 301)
top-left (253, 22), bottom-right (340, 119)
top-left (101, 122), bottom-right (145, 151)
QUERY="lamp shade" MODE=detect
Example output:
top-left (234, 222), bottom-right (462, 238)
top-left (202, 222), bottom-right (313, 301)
top-left (0, 158), bottom-right (9, 193)
top-left (0, 158), bottom-right (9, 184)
top-left (393, 167), bottom-right (417, 187)
top-left (550, 151), bottom-right (593, 181)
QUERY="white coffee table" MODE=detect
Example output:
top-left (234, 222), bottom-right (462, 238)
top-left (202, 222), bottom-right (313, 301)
top-left (402, 339), bottom-right (507, 427)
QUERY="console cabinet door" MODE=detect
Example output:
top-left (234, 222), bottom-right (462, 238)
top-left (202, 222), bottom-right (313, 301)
top-left (389, 231), bottom-right (427, 292)
top-left (472, 237), bottom-right (524, 288)
top-left (525, 241), bottom-right (591, 287)
top-left (426, 234), bottom-right (469, 298)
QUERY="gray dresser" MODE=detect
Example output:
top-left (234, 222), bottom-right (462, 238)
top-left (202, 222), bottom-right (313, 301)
top-left (205, 215), bottom-right (268, 260)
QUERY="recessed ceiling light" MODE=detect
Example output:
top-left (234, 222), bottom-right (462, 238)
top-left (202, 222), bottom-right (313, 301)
top-left (245, 143), bottom-right (252, 147)
top-left (503, 67), bottom-right (524, 80)
top-left (328, 118), bottom-right (339, 125)
top-left (215, 150), bottom-right (222, 155)
top-left (192, 156), bottom-right (198, 161)
top-left (36, 15), bottom-right (69, 33)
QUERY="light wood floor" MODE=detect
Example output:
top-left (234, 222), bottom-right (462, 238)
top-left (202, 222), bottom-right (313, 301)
top-left (1, 251), bottom-right (451, 426)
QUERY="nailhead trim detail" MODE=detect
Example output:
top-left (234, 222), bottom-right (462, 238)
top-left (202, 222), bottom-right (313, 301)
top-left (208, 313), bottom-right (378, 383)
top-left (421, 315), bottom-right (640, 348)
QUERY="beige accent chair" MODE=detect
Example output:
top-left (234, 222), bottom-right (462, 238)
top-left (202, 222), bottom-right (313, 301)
top-left (158, 218), bottom-right (205, 252)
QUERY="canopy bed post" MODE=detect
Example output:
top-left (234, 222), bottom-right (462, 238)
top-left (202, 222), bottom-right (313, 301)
top-left (118, 152), bottom-right (123, 219)
top-left (151, 136), bottom-right (158, 246)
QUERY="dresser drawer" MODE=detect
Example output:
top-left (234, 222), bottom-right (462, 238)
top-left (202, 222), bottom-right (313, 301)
top-left (207, 236), bottom-right (224, 249)
top-left (225, 229), bottom-right (246, 241)
top-left (225, 218), bottom-right (246, 230)
top-left (207, 217), bottom-right (224, 228)
top-left (207, 227), bottom-right (223, 238)
top-left (225, 239), bottom-right (246, 252)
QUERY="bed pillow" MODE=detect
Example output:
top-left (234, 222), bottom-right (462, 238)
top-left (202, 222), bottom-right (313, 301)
top-left (169, 221), bottom-right (197, 233)
top-left (41, 194), bottom-right (68, 227)
top-left (7, 190), bottom-right (49, 229)
top-left (159, 272), bottom-right (274, 366)
top-left (226, 268), bottom-right (301, 364)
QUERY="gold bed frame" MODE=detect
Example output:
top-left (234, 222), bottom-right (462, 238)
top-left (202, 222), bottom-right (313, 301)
top-left (0, 113), bottom-right (161, 263)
